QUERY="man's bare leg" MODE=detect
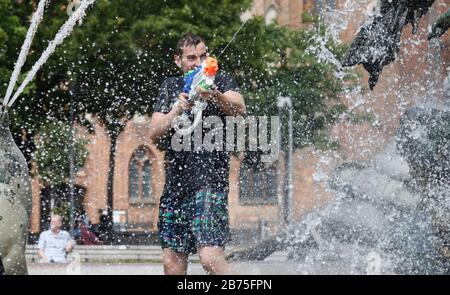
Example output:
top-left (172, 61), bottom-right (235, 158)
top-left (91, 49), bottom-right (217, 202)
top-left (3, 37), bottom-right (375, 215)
top-left (163, 248), bottom-right (189, 275)
top-left (198, 246), bottom-right (234, 275)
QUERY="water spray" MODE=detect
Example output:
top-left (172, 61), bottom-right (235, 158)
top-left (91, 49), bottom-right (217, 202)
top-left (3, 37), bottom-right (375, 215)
top-left (217, 19), bottom-right (249, 59)
top-left (1, 0), bottom-right (50, 124)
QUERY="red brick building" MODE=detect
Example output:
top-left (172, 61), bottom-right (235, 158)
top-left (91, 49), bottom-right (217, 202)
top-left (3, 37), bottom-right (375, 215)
top-left (29, 0), bottom-right (449, 240)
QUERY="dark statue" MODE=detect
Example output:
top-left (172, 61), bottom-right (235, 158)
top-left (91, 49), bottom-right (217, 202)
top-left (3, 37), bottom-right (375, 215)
top-left (341, 0), bottom-right (450, 90)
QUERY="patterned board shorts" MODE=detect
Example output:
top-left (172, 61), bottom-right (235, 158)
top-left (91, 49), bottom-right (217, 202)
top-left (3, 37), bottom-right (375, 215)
top-left (158, 188), bottom-right (230, 254)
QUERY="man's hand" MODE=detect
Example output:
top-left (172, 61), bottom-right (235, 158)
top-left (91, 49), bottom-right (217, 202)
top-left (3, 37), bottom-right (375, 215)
top-left (150, 92), bottom-right (193, 142)
top-left (65, 241), bottom-right (74, 253)
top-left (174, 92), bottom-right (192, 114)
top-left (196, 86), bottom-right (218, 102)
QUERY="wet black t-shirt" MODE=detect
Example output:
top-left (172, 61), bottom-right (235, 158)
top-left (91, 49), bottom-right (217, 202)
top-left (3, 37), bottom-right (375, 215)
top-left (153, 71), bottom-right (240, 198)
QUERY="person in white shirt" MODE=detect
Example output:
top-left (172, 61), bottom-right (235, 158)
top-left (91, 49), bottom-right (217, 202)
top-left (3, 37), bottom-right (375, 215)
top-left (38, 215), bottom-right (75, 263)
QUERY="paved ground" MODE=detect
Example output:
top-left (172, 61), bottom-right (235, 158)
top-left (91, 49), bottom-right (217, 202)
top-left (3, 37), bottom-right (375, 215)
top-left (27, 251), bottom-right (298, 275)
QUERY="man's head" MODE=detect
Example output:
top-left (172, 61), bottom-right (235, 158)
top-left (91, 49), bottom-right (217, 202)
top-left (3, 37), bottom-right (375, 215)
top-left (174, 33), bottom-right (208, 73)
top-left (50, 215), bottom-right (63, 232)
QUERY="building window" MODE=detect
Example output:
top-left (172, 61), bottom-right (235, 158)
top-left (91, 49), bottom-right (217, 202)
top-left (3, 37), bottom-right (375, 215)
top-left (142, 161), bottom-right (152, 198)
top-left (265, 5), bottom-right (278, 25)
top-left (129, 146), bottom-right (154, 204)
top-left (239, 152), bottom-right (278, 205)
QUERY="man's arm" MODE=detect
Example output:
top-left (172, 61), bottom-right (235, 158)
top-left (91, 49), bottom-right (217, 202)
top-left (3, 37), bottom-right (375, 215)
top-left (149, 95), bottom-right (190, 142)
top-left (65, 242), bottom-right (74, 253)
top-left (37, 234), bottom-right (48, 262)
top-left (213, 90), bottom-right (246, 117)
top-left (198, 88), bottom-right (246, 117)
top-left (65, 232), bottom-right (75, 253)
top-left (149, 109), bottom-right (181, 142)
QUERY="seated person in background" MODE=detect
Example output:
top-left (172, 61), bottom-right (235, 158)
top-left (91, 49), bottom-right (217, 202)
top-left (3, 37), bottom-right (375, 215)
top-left (38, 215), bottom-right (75, 263)
top-left (72, 218), bottom-right (82, 244)
top-left (79, 219), bottom-right (104, 245)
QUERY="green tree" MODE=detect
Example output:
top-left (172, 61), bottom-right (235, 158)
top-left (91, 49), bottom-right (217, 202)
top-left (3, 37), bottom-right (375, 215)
top-left (33, 120), bottom-right (88, 229)
top-left (33, 121), bottom-right (88, 187)
top-left (0, 0), bottom-right (31, 93)
top-left (6, 0), bottom-right (258, 233)
top-left (0, 0), bottom-right (36, 166)
top-left (223, 20), bottom-right (353, 151)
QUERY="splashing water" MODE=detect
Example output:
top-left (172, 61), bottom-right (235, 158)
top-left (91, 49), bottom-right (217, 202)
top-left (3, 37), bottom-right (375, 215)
top-left (304, 3), bottom-right (351, 80)
top-left (287, 2), bottom-right (450, 274)
top-left (5, 0), bottom-right (97, 108)
top-left (229, 1), bottom-right (449, 275)
top-left (306, 36), bottom-right (345, 79)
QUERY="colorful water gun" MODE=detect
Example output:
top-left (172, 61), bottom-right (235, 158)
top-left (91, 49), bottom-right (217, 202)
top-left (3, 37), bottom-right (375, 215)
top-left (183, 57), bottom-right (219, 99)
top-left (174, 57), bottom-right (219, 135)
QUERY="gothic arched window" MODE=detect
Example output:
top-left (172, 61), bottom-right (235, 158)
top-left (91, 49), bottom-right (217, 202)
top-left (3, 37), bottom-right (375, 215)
top-left (265, 5), bottom-right (278, 25)
top-left (129, 146), bottom-right (154, 203)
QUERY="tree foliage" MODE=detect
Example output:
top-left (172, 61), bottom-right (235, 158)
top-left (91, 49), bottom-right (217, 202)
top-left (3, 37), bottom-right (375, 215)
top-left (1, 0), bottom-right (353, 179)
top-left (33, 121), bottom-right (88, 187)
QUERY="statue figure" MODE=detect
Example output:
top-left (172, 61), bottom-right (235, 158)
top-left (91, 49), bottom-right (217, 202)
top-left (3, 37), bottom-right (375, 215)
top-left (341, 0), bottom-right (449, 90)
top-left (0, 111), bottom-right (32, 275)
top-left (428, 9), bottom-right (450, 40)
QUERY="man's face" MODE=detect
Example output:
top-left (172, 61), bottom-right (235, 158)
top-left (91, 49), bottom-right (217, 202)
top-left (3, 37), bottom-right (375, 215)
top-left (50, 217), bottom-right (62, 231)
top-left (175, 42), bottom-right (208, 73)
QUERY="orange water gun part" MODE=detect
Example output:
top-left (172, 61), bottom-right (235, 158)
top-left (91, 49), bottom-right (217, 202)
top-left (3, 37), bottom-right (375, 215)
top-left (203, 57), bottom-right (219, 76)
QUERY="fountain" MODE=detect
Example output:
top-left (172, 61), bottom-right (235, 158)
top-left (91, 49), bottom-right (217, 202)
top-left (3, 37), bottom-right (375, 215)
top-left (229, 104), bottom-right (449, 274)
top-left (0, 0), bottom-right (96, 275)
top-left (228, 0), bottom-right (449, 275)
top-left (340, 0), bottom-right (449, 90)
top-left (0, 0), bottom-right (447, 276)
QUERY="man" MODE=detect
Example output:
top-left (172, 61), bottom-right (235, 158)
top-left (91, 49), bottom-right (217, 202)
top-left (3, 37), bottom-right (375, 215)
top-left (38, 215), bottom-right (75, 263)
top-left (150, 33), bottom-right (246, 275)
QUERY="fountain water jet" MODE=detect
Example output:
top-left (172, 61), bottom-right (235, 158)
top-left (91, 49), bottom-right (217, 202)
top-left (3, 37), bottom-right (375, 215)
top-left (5, 0), bottom-right (96, 109)
top-left (2, 0), bottom-right (49, 106)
